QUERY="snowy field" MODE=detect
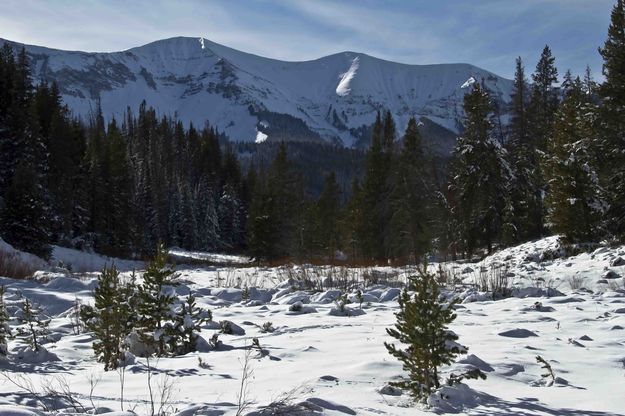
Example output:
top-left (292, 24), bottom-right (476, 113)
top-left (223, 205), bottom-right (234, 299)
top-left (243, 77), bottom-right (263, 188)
top-left (0, 237), bottom-right (624, 415)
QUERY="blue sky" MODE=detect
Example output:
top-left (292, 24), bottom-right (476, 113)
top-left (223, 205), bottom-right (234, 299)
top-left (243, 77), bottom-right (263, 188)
top-left (0, 0), bottom-right (614, 79)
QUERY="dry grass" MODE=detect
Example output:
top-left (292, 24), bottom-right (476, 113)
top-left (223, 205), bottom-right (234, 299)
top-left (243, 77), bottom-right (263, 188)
top-left (0, 248), bottom-right (37, 279)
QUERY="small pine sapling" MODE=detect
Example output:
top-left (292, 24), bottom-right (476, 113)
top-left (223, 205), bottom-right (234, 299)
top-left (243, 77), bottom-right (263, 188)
top-left (536, 355), bottom-right (556, 386)
top-left (81, 265), bottom-right (135, 370)
top-left (208, 333), bottom-right (221, 350)
top-left (241, 285), bottom-right (250, 303)
top-left (136, 244), bottom-right (180, 357)
top-left (385, 269), bottom-right (478, 401)
top-left (356, 290), bottom-right (364, 309)
top-left (172, 294), bottom-right (211, 354)
top-left (0, 287), bottom-right (11, 356)
top-left (252, 337), bottom-right (268, 358)
top-left (16, 297), bottom-right (49, 351)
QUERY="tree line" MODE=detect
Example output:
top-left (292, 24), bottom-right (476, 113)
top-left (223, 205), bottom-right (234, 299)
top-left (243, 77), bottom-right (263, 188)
top-left (2, 0), bottom-right (625, 264)
top-left (0, 44), bottom-right (249, 259)
top-left (246, 0), bottom-right (625, 263)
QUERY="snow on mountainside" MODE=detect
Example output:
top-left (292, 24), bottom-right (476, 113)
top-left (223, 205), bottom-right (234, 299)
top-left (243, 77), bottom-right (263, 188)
top-left (0, 36), bottom-right (514, 147)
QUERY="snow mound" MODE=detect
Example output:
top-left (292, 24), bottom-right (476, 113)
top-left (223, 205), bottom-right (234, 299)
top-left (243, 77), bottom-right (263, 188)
top-left (336, 57), bottom-right (359, 97)
top-left (498, 328), bottom-right (538, 338)
top-left (0, 406), bottom-right (46, 416)
top-left (13, 346), bottom-right (60, 363)
top-left (457, 354), bottom-right (494, 372)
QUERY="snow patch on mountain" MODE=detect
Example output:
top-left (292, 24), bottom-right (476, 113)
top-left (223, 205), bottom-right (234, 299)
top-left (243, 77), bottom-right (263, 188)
top-left (461, 76), bottom-right (476, 89)
top-left (255, 129), bottom-right (268, 143)
top-left (199, 37), bottom-right (205, 49)
top-left (336, 56), bottom-right (360, 97)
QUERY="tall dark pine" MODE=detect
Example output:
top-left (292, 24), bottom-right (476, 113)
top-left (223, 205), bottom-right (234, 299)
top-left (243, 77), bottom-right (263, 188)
top-left (599, 0), bottom-right (625, 240)
top-left (526, 45), bottom-right (559, 237)
top-left (247, 143), bottom-right (301, 260)
top-left (390, 117), bottom-right (432, 264)
top-left (0, 46), bottom-right (52, 258)
top-left (449, 84), bottom-right (510, 255)
top-left (544, 78), bottom-right (606, 242)
top-left (315, 172), bottom-right (342, 260)
top-left (359, 112), bottom-right (393, 261)
top-left (506, 57), bottom-right (540, 243)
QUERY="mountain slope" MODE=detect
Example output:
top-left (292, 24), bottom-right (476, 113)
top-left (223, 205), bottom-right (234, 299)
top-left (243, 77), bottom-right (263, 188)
top-left (1, 37), bottom-right (514, 147)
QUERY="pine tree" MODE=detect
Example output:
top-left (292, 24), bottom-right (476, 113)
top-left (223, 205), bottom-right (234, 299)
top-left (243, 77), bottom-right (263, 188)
top-left (81, 265), bottom-right (135, 370)
top-left (0, 165), bottom-right (52, 259)
top-left (385, 269), bottom-right (471, 401)
top-left (171, 294), bottom-right (211, 355)
top-left (526, 45), bottom-right (559, 237)
top-left (544, 77), bottom-right (607, 242)
top-left (449, 84), bottom-right (510, 255)
top-left (359, 112), bottom-right (393, 260)
top-left (315, 172), bottom-right (342, 260)
top-left (16, 297), bottom-right (49, 351)
top-left (0, 287), bottom-right (11, 357)
top-left (247, 143), bottom-right (301, 260)
top-left (136, 244), bottom-right (179, 356)
top-left (598, 0), bottom-right (625, 240)
top-left (390, 117), bottom-right (432, 263)
top-left (506, 57), bottom-right (541, 243)
top-left (344, 178), bottom-right (365, 262)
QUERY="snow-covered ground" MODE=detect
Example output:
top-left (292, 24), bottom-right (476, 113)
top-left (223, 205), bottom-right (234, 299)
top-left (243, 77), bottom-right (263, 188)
top-left (0, 237), bottom-right (624, 415)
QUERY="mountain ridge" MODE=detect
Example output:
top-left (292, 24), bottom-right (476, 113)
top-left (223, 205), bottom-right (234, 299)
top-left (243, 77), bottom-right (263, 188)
top-left (0, 36), bottom-right (514, 148)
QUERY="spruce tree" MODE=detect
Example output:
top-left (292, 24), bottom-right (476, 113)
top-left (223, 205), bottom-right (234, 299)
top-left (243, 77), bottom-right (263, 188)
top-left (385, 269), bottom-right (472, 401)
top-left (598, 0), bottom-right (625, 240)
top-left (506, 57), bottom-right (541, 243)
top-left (449, 84), bottom-right (510, 255)
top-left (0, 165), bottom-right (52, 259)
top-left (315, 172), bottom-right (342, 260)
top-left (526, 45), bottom-right (559, 237)
top-left (544, 77), bottom-right (607, 242)
top-left (171, 294), bottom-right (211, 355)
top-left (81, 265), bottom-right (135, 370)
top-left (390, 117), bottom-right (432, 263)
top-left (16, 297), bottom-right (49, 351)
top-left (247, 144), bottom-right (301, 260)
top-left (359, 112), bottom-right (393, 260)
top-left (136, 244), bottom-right (179, 356)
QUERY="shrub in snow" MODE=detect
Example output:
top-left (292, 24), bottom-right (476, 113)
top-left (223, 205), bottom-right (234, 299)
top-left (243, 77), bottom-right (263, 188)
top-left (0, 286), bottom-right (11, 357)
top-left (260, 321), bottom-right (275, 333)
top-left (219, 320), bottom-right (245, 335)
top-left (385, 269), bottom-right (481, 401)
top-left (16, 296), bottom-right (49, 352)
top-left (334, 293), bottom-right (350, 313)
top-left (80, 265), bottom-right (135, 370)
top-left (536, 355), bottom-right (556, 386)
top-left (289, 302), bottom-right (303, 312)
top-left (208, 333), bottom-right (221, 350)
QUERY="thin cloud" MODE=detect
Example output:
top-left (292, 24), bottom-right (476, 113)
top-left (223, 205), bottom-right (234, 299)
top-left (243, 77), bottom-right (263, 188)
top-left (0, 0), bottom-right (615, 78)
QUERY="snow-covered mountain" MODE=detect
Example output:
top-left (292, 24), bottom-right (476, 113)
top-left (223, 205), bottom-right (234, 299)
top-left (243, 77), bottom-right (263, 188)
top-left (1, 37), bottom-right (514, 147)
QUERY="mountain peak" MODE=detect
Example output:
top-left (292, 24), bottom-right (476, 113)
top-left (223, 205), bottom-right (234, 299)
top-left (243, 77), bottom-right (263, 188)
top-left (0, 36), bottom-right (513, 148)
